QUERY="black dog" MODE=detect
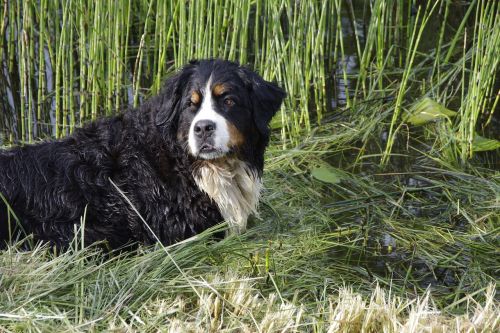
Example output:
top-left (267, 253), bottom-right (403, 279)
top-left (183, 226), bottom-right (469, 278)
top-left (0, 59), bottom-right (285, 248)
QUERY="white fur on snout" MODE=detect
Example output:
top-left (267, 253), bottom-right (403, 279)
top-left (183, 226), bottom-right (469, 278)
top-left (188, 79), bottom-right (230, 159)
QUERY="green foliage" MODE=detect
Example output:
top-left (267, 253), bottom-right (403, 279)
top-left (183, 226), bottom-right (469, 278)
top-left (0, 0), bottom-right (497, 164)
top-left (310, 164), bottom-right (346, 184)
top-left (472, 134), bottom-right (500, 152)
top-left (406, 98), bottom-right (457, 126)
top-left (0, 0), bottom-right (333, 145)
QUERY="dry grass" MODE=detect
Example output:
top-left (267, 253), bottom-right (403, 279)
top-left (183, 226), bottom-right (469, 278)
top-left (4, 273), bottom-right (495, 332)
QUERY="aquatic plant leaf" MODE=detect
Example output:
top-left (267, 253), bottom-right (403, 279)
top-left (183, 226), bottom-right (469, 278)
top-left (472, 134), bottom-right (500, 152)
top-left (406, 97), bottom-right (457, 126)
top-left (270, 118), bottom-right (283, 129)
top-left (311, 165), bottom-right (345, 184)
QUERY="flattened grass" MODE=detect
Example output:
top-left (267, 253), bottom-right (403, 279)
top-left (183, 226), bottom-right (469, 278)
top-left (1, 131), bottom-right (498, 330)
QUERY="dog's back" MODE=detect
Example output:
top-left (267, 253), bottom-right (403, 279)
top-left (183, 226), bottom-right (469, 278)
top-left (0, 125), bottom-right (125, 247)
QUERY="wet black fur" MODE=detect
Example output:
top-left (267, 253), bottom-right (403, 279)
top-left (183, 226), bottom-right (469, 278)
top-left (0, 59), bottom-right (285, 249)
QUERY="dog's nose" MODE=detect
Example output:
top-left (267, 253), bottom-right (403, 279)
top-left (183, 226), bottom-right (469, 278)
top-left (194, 120), bottom-right (216, 138)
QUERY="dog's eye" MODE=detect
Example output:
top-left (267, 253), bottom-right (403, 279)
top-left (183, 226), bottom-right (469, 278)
top-left (224, 98), bottom-right (235, 107)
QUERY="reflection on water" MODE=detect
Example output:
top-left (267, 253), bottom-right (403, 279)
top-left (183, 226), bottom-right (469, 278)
top-left (330, 9), bottom-right (365, 109)
top-left (45, 48), bottom-right (56, 138)
top-left (332, 54), bottom-right (357, 108)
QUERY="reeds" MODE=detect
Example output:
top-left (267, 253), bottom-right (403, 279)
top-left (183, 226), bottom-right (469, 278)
top-left (1, 1), bottom-right (497, 162)
top-left (0, 0), bottom-right (330, 146)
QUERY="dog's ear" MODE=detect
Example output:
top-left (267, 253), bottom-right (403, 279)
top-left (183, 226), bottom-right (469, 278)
top-left (154, 65), bottom-right (195, 127)
top-left (239, 68), bottom-right (286, 137)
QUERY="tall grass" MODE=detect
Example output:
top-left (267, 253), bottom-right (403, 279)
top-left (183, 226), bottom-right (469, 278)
top-left (0, 0), bottom-right (332, 147)
top-left (1, 1), bottom-right (497, 162)
top-left (457, 0), bottom-right (499, 160)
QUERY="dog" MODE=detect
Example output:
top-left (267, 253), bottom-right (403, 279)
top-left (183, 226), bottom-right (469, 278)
top-left (0, 59), bottom-right (286, 248)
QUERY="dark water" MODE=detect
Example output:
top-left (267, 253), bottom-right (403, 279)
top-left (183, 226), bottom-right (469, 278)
top-left (320, 1), bottom-right (499, 291)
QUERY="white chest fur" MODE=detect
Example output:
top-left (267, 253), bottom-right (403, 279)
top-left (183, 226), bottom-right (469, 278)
top-left (193, 159), bottom-right (261, 234)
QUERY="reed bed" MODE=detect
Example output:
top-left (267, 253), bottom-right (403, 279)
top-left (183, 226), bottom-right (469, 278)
top-left (0, 0), bottom-right (332, 145)
top-left (1, 1), bottom-right (498, 157)
top-left (0, 0), bottom-right (499, 331)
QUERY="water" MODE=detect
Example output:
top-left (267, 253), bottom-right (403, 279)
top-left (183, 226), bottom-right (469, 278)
top-left (318, 0), bottom-right (498, 286)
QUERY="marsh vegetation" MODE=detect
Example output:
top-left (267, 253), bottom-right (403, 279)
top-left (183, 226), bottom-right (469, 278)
top-left (0, 0), bottom-right (498, 331)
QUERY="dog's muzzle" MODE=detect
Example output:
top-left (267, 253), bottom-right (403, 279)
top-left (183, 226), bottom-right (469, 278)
top-left (193, 120), bottom-right (217, 153)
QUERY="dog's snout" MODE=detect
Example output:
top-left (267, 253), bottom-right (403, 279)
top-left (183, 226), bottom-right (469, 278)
top-left (194, 120), bottom-right (216, 138)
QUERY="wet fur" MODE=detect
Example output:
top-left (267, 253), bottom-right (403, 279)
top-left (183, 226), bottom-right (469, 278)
top-left (193, 159), bottom-right (261, 235)
top-left (0, 59), bottom-right (285, 248)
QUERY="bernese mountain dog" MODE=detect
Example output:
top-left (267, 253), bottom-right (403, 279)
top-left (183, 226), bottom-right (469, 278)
top-left (0, 59), bottom-right (286, 248)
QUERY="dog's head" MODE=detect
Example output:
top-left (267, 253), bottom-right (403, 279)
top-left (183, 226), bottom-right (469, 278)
top-left (154, 59), bottom-right (285, 168)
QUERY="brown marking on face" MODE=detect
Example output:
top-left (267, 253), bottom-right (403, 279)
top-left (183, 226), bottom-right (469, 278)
top-left (227, 121), bottom-right (245, 148)
top-left (190, 91), bottom-right (201, 105)
top-left (212, 83), bottom-right (228, 97)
